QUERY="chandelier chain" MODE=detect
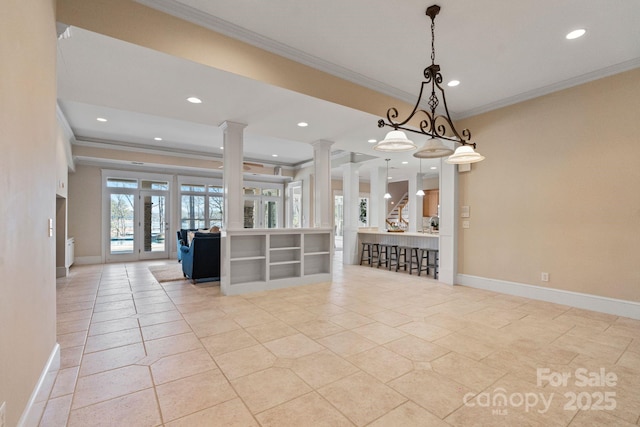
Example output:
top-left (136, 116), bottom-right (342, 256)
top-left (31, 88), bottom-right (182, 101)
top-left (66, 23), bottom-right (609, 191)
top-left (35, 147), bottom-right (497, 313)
top-left (431, 16), bottom-right (436, 64)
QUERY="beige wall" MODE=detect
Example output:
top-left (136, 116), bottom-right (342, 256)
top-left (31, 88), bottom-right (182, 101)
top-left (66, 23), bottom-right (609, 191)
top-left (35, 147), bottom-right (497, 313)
top-left (457, 68), bottom-right (640, 302)
top-left (68, 164), bottom-right (103, 259)
top-left (0, 0), bottom-right (58, 424)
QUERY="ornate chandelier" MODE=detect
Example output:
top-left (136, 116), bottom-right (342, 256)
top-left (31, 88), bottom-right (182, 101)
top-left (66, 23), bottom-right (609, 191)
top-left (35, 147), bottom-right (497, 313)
top-left (375, 4), bottom-right (485, 165)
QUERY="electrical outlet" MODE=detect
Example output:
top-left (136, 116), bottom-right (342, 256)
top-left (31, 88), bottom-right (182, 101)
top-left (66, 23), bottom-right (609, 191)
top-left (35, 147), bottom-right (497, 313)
top-left (1, 401), bottom-right (6, 427)
top-left (541, 272), bottom-right (549, 282)
top-left (462, 220), bottom-right (470, 229)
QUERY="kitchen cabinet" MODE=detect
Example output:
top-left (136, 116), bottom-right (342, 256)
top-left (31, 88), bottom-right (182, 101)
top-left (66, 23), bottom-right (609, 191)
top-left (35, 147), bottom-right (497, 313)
top-left (422, 190), bottom-right (440, 217)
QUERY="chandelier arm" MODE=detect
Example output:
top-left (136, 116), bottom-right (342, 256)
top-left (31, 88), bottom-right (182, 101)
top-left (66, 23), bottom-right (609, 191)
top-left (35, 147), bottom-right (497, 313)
top-left (433, 78), bottom-right (467, 142)
top-left (377, 121), bottom-right (459, 143)
top-left (384, 80), bottom-right (432, 129)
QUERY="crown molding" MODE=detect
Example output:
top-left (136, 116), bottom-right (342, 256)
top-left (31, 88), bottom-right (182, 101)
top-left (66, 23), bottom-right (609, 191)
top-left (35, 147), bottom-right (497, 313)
top-left (136, 1), bottom-right (640, 120)
top-left (134, 0), bottom-right (417, 106)
top-left (457, 57), bottom-right (640, 119)
top-left (56, 103), bottom-right (77, 171)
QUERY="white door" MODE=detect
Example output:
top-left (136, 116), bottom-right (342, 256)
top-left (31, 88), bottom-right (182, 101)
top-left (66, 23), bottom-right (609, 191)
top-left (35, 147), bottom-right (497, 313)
top-left (139, 191), bottom-right (169, 260)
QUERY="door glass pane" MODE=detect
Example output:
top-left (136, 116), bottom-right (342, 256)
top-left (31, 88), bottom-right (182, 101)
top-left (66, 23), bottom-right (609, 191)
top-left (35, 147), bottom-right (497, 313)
top-left (244, 199), bottom-right (258, 228)
top-left (143, 195), bottom-right (166, 253)
top-left (359, 197), bottom-right (369, 227)
top-left (262, 188), bottom-right (280, 197)
top-left (208, 195), bottom-right (223, 228)
top-left (181, 194), bottom-right (205, 229)
top-left (110, 193), bottom-right (135, 254)
top-left (264, 200), bottom-right (278, 228)
top-left (291, 186), bottom-right (302, 228)
top-left (107, 178), bottom-right (138, 188)
top-left (141, 180), bottom-right (168, 190)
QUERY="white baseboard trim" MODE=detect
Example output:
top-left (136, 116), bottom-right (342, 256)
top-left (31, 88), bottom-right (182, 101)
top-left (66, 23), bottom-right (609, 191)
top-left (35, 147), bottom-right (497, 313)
top-left (456, 274), bottom-right (640, 320)
top-left (55, 266), bottom-right (68, 278)
top-left (18, 343), bottom-right (60, 427)
top-left (74, 255), bottom-right (102, 265)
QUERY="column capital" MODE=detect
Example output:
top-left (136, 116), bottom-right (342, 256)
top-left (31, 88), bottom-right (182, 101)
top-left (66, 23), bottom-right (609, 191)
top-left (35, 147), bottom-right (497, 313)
top-left (219, 121), bottom-right (247, 132)
top-left (310, 139), bottom-right (334, 150)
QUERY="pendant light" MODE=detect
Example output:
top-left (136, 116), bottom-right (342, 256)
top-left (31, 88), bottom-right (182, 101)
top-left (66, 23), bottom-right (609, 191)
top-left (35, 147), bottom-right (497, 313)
top-left (374, 130), bottom-right (417, 152)
top-left (377, 4), bottom-right (485, 165)
top-left (416, 159), bottom-right (425, 196)
top-left (414, 137), bottom-right (453, 158)
top-left (383, 159), bottom-right (392, 199)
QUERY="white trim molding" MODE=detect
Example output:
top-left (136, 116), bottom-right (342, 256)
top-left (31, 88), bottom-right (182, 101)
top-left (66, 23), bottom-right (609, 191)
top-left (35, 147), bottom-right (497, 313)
top-left (457, 274), bottom-right (640, 320)
top-left (18, 344), bottom-right (60, 427)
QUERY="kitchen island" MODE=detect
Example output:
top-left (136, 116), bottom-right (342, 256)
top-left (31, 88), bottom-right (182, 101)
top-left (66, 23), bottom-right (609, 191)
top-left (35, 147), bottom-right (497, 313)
top-left (357, 228), bottom-right (439, 253)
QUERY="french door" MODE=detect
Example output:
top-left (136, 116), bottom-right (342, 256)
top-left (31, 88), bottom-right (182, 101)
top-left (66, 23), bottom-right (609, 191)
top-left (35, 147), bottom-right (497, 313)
top-left (105, 176), bottom-right (170, 262)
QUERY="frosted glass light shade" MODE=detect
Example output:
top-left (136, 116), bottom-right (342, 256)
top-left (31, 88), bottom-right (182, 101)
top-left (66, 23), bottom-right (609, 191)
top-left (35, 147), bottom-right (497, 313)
top-left (383, 192), bottom-right (392, 199)
top-left (416, 189), bottom-right (425, 197)
top-left (374, 131), bottom-right (417, 152)
top-left (445, 145), bottom-right (485, 164)
top-left (413, 137), bottom-right (454, 158)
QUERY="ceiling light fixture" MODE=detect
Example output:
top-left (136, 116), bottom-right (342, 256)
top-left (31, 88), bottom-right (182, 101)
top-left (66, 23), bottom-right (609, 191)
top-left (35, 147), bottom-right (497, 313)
top-left (566, 29), bottom-right (586, 40)
top-left (447, 80), bottom-right (460, 87)
top-left (154, 137), bottom-right (162, 141)
top-left (368, 139), bottom-right (377, 143)
top-left (297, 122), bottom-right (308, 127)
top-left (383, 159), bottom-right (392, 199)
top-left (377, 4), bottom-right (484, 165)
top-left (416, 159), bottom-right (425, 197)
top-left (96, 117), bottom-right (107, 122)
top-left (186, 97), bottom-right (202, 104)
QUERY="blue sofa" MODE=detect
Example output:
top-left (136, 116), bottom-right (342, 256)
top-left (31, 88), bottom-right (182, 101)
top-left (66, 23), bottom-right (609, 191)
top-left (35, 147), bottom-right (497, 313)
top-left (180, 232), bottom-right (221, 283)
top-left (176, 229), bottom-right (198, 262)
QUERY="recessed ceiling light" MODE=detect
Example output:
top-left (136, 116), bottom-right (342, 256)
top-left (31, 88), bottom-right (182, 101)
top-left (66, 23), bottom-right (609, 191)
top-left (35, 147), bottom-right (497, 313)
top-left (272, 154), bottom-right (278, 157)
top-left (297, 122), bottom-right (308, 127)
top-left (388, 176), bottom-right (392, 180)
top-left (154, 137), bottom-right (162, 141)
top-left (447, 80), bottom-right (460, 87)
top-left (96, 117), bottom-right (107, 122)
top-left (402, 161), bottom-right (408, 164)
top-left (566, 29), bottom-right (586, 40)
top-left (368, 139), bottom-right (377, 143)
top-left (220, 146), bottom-right (224, 150)
top-left (430, 166), bottom-right (437, 170)
top-left (187, 97), bottom-right (202, 104)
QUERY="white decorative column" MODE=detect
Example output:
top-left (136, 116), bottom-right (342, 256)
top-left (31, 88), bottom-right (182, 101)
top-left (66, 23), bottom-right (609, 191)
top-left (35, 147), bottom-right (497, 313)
top-left (220, 121), bottom-right (247, 230)
top-left (408, 172), bottom-right (424, 232)
top-left (439, 156), bottom-right (457, 285)
top-left (369, 166), bottom-right (387, 231)
top-left (311, 140), bottom-right (334, 228)
top-left (341, 162), bottom-right (361, 264)
top-left (301, 171), bottom-right (312, 228)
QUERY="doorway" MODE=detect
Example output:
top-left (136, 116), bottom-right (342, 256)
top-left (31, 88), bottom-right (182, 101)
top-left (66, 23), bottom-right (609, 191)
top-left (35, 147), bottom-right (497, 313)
top-left (105, 175), bottom-right (170, 262)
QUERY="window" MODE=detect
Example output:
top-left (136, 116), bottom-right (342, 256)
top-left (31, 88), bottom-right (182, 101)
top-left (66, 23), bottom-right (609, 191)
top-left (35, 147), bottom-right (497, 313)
top-left (243, 183), bottom-right (283, 228)
top-left (107, 178), bottom-right (138, 189)
top-left (180, 183), bottom-right (223, 229)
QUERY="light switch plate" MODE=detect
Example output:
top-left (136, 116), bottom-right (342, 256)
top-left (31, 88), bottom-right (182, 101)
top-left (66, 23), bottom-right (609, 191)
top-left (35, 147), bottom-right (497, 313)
top-left (461, 206), bottom-right (470, 218)
top-left (462, 220), bottom-right (470, 229)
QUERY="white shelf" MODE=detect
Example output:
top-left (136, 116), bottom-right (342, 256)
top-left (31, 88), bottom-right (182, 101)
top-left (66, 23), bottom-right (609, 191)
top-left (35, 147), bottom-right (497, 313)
top-left (270, 260), bottom-right (301, 266)
top-left (230, 256), bottom-right (266, 262)
top-left (222, 229), bottom-right (333, 296)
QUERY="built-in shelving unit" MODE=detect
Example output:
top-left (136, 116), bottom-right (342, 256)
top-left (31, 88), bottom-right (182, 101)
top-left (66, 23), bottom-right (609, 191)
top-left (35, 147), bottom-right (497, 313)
top-left (221, 228), bottom-right (333, 295)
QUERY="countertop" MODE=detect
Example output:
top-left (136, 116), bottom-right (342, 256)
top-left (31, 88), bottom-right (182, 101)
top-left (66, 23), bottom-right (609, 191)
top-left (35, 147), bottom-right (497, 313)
top-left (357, 229), bottom-right (440, 238)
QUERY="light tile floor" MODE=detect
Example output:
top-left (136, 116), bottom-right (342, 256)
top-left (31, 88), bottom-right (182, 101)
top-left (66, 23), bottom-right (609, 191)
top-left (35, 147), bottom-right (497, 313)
top-left (38, 256), bottom-right (640, 426)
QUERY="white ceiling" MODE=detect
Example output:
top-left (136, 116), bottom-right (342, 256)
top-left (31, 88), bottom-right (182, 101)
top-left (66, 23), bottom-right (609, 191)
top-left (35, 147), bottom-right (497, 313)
top-left (57, 0), bottom-right (640, 180)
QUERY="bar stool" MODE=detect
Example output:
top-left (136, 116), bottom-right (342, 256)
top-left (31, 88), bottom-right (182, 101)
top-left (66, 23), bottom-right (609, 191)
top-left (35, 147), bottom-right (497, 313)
top-left (394, 246), bottom-right (411, 272)
top-left (426, 249), bottom-right (439, 279)
top-left (408, 247), bottom-right (421, 275)
top-left (359, 242), bottom-right (373, 266)
top-left (378, 244), bottom-right (398, 269)
top-left (369, 243), bottom-right (381, 267)
top-left (417, 248), bottom-right (430, 276)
